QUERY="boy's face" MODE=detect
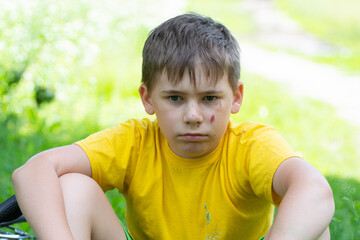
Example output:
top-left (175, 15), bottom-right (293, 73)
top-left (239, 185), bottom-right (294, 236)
top-left (139, 68), bottom-right (243, 159)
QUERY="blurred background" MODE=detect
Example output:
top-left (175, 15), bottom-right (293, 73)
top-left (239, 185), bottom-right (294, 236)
top-left (1, 0), bottom-right (359, 238)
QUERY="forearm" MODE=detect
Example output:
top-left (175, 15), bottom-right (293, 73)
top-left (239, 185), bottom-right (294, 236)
top-left (266, 182), bottom-right (334, 240)
top-left (12, 155), bottom-right (74, 240)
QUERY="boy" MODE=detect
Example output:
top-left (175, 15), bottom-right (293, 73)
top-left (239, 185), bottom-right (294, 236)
top-left (12, 13), bottom-right (334, 240)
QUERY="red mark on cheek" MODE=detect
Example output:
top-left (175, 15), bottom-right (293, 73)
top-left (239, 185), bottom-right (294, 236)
top-left (210, 114), bottom-right (215, 123)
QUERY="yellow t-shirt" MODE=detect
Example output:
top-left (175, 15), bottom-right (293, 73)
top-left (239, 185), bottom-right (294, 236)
top-left (76, 118), bottom-right (299, 240)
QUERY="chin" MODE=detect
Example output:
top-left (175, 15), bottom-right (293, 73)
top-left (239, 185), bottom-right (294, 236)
top-left (181, 148), bottom-right (212, 159)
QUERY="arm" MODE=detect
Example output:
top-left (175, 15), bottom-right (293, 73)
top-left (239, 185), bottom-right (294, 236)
top-left (265, 157), bottom-right (334, 240)
top-left (12, 144), bottom-right (91, 240)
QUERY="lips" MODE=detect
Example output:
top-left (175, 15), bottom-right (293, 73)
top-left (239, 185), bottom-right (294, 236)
top-left (178, 133), bottom-right (208, 141)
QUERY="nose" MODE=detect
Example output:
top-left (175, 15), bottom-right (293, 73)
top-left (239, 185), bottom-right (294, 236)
top-left (183, 102), bottom-right (203, 124)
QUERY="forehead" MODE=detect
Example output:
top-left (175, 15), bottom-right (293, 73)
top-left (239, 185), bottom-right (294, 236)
top-left (153, 68), bottom-right (230, 92)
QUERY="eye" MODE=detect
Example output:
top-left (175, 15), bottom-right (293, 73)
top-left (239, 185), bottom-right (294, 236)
top-left (169, 96), bottom-right (182, 102)
top-left (203, 96), bottom-right (217, 102)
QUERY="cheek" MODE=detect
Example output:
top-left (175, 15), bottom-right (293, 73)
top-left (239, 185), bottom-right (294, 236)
top-left (209, 102), bottom-right (227, 121)
top-left (157, 110), bottom-right (176, 123)
top-left (208, 101), bottom-right (232, 124)
top-left (210, 114), bottom-right (215, 123)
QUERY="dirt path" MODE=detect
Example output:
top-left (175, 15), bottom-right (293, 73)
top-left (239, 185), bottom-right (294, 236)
top-left (238, 0), bottom-right (360, 126)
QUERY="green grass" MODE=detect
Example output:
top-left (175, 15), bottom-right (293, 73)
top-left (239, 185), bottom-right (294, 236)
top-left (275, 0), bottom-right (360, 74)
top-left (1, 0), bottom-right (359, 238)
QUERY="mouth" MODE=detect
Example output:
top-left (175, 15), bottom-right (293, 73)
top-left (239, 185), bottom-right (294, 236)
top-left (178, 133), bottom-right (208, 141)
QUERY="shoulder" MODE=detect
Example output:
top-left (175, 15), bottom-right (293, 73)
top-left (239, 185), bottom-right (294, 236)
top-left (77, 118), bottom-right (159, 148)
top-left (115, 118), bottom-right (157, 131)
top-left (227, 120), bottom-right (300, 203)
top-left (99, 118), bottom-right (159, 137)
top-left (226, 120), bottom-right (298, 176)
top-left (121, 118), bottom-right (160, 138)
top-left (227, 120), bottom-right (278, 144)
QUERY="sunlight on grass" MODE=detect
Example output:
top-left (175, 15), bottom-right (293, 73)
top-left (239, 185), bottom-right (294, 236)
top-left (186, 0), bottom-right (255, 36)
top-left (275, 0), bottom-right (360, 73)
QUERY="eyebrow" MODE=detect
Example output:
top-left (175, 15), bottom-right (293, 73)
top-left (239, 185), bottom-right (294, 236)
top-left (161, 90), bottom-right (223, 95)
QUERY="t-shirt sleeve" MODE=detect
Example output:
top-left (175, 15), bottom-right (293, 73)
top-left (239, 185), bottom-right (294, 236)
top-left (245, 125), bottom-right (301, 206)
top-left (75, 120), bottom-right (140, 192)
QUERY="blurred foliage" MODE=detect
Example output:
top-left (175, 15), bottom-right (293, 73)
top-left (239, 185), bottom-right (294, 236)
top-left (275, 0), bottom-right (360, 74)
top-left (0, 0), bottom-right (185, 132)
top-left (327, 176), bottom-right (360, 240)
top-left (0, 0), bottom-right (360, 238)
top-left (185, 0), bottom-right (256, 36)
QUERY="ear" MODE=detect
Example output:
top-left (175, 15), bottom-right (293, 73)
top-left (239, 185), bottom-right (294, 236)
top-left (231, 82), bottom-right (243, 114)
top-left (138, 84), bottom-right (155, 115)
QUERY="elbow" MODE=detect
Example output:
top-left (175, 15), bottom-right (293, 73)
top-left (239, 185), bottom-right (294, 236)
top-left (291, 175), bottom-right (335, 224)
top-left (12, 155), bottom-right (47, 190)
top-left (314, 179), bottom-right (335, 222)
top-left (12, 164), bottom-right (29, 191)
top-left (326, 184), bottom-right (335, 217)
top-left (12, 166), bottom-right (22, 185)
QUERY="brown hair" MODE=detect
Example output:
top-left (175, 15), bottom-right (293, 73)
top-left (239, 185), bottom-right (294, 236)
top-left (141, 13), bottom-right (240, 92)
